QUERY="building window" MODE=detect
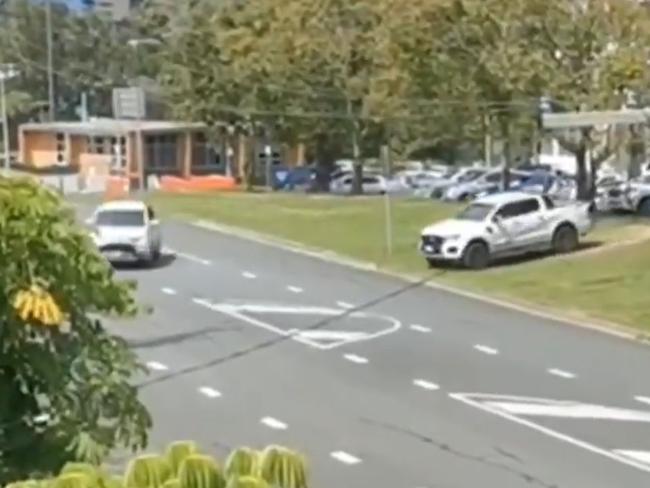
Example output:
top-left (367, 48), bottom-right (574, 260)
top-left (192, 133), bottom-right (223, 169)
top-left (145, 133), bottom-right (179, 170)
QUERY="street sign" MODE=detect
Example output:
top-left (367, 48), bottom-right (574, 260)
top-left (542, 110), bottom-right (649, 129)
top-left (112, 87), bottom-right (146, 119)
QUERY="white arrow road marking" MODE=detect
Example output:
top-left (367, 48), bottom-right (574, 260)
top-left (635, 396), bottom-right (650, 406)
top-left (294, 330), bottom-right (367, 341)
top-left (613, 450), bottom-right (650, 466)
top-left (198, 387), bottom-right (221, 398)
top-left (450, 393), bottom-right (650, 474)
top-left (208, 302), bottom-right (402, 350)
top-left (242, 271), bottom-right (257, 279)
top-left (161, 287), bottom-right (177, 296)
top-left (146, 361), bottom-right (168, 371)
top-left (413, 379), bottom-right (440, 391)
top-left (336, 301), bottom-right (354, 309)
top-left (547, 368), bottom-right (576, 379)
top-left (260, 417), bottom-right (288, 430)
top-left (330, 451), bottom-right (362, 465)
top-left (484, 401), bottom-right (650, 422)
top-left (225, 304), bottom-right (343, 315)
top-left (474, 344), bottom-right (499, 355)
top-left (409, 324), bottom-right (431, 333)
top-left (165, 248), bottom-right (212, 266)
top-left (287, 285), bottom-right (303, 294)
top-left (343, 354), bottom-right (369, 364)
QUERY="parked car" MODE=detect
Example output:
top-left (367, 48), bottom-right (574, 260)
top-left (86, 200), bottom-right (162, 265)
top-left (330, 173), bottom-right (387, 194)
top-left (423, 167), bottom-right (489, 199)
top-left (419, 192), bottom-right (593, 269)
top-left (442, 169), bottom-right (530, 202)
top-left (603, 176), bottom-right (650, 216)
top-left (395, 169), bottom-right (450, 190)
top-left (509, 170), bottom-right (577, 201)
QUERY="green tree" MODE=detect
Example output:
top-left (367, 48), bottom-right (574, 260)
top-left (0, 0), bottom-right (138, 119)
top-left (0, 177), bottom-right (151, 483)
top-left (530, 0), bottom-right (650, 198)
top-left (427, 0), bottom-right (550, 184)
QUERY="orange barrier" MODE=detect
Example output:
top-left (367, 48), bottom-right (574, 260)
top-left (159, 175), bottom-right (238, 193)
top-left (104, 176), bottom-right (130, 200)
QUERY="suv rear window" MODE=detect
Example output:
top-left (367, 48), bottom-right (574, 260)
top-left (96, 210), bottom-right (145, 227)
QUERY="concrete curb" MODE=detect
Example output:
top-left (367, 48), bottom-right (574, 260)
top-left (191, 218), bottom-right (647, 345)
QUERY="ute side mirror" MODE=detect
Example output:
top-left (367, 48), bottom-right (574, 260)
top-left (492, 214), bottom-right (502, 224)
top-left (85, 216), bottom-right (95, 226)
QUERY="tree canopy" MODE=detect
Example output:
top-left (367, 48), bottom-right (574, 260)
top-left (0, 177), bottom-right (151, 483)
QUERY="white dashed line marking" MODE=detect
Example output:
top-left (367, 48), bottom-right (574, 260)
top-left (336, 301), bottom-right (354, 309)
top-left (242, 271), bottom-right (257, 279)
top-left (343, 354), bottom-right (368, 364)
top-left (161, 287), bottom-right (177, 296)
top-left (287, 286), bottom-right (303, 294)
top-left (635, 396), bottom-right (650, 406)
top-left (409, 324), bottom-right (431, 333)
top-left (547, 368), bottom-right (576, 379)
top-left (413, 379), bottom-right (440, 391)
top-left (198, 387), bottom-right (222, 398)
top-left (330, 451), bottom-right (362, 465)
top-left (146, 361), bottom-right (168, 371)
top-left (260, 417), bottom-right (288, 430)
top-left (474, 344), bottom-right (499, 355)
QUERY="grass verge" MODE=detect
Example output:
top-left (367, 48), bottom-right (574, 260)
top-left (149, 191), bottom-right (650, 334)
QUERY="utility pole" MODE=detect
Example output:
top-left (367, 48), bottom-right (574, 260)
top-left (1, 73), bottom-right (9, 174)
top-left (46, 0), bottom-right (54, 121)
top-left (380, 143), bottom-right (393, 257)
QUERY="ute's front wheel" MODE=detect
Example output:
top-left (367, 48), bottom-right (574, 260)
top-left (462, 241), bottom-right (490, 270)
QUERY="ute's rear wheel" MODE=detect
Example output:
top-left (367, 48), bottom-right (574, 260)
top-left (552, 224), bottom-right (578, 254)
top-left (638, 198), bottom-right (650, 217)
top-left (462, 241), bottom-right (490, 270)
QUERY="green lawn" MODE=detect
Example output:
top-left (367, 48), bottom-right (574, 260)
top-left (148, 191), bottom-right (650, 334)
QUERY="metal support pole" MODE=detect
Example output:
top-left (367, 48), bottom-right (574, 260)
top-left (46, 0), bottom-right (55, 121)
top-left (381, 143), bottom-right (393, 257)
top-left (264, 143), bottom-right (272, 192)
top-left (1, 74), bottom-right (9, 174)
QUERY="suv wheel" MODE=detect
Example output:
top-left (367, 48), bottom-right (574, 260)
top-left (638, 198), bottom-right (650, 217)
top-left (552, 224), bottom-right (578, 254)
top-left (462, 241), bottom-right (490, 270)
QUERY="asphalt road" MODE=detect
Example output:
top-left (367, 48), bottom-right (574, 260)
top-left (79, 207), bottom-right (650, 488)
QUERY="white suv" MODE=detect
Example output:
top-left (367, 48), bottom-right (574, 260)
top-left (87, 200), bottom-right (162, 265)
top-left (419, 192), bottom-right (593, 269)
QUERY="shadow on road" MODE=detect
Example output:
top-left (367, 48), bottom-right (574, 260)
top-left (127, 325), bottom-right (242, 350)
top-left (431, 241), bottom-right (604, 272)
top-left (490, 241), bottom-right (603, 269)
top-left (111, 252), bottom-right (176, 271)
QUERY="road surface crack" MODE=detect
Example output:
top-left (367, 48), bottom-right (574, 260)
top-left (360, 418), bottom-right (559, 488)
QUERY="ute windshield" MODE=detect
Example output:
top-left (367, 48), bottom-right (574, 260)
top-left (456, 203), bottom-right (494, 221)
top-left (96, 210), bottom-right (145, 227)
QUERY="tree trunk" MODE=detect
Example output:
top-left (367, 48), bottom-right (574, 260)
top-left (240, 134), bottom-right (254, 191)
top-left (588, 154), bottom-right (599, 200)
top-left (575, 143), bottom-right (590, 201)
top-left (501, 118), bottom-right (512, 190)
top-left (351, 127), bottom-right (363, 195)
top-left (629, 125), bottom-right (644, 180)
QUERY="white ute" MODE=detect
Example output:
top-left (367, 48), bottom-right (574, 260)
top-left (419, 192), bottom-right (593, 269)
top-left (87, 200), bottom-right (162, 265)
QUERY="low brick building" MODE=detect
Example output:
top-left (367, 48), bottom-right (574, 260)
top-left (18, 119), bottom-right (226, 189)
